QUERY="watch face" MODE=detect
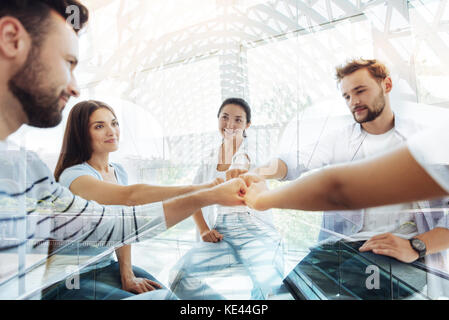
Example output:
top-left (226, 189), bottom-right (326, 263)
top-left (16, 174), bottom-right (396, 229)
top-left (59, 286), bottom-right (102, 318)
top-left (412, 239), bottom-right (426, 251)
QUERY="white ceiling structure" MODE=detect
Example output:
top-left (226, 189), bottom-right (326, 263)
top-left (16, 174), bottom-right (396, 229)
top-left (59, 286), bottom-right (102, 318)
top-left (11, 0), bottom-right (449, 176)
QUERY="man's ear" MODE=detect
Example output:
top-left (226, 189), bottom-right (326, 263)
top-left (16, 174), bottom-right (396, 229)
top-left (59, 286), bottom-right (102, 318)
top-left (383, 76), bottom-right (393, 94)
top-left (0, 17), bottom-right (30, 61)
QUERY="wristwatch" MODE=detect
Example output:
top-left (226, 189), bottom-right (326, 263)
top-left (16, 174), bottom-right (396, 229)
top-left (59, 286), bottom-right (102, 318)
top-left (409, 238), bottom-right (427, 259)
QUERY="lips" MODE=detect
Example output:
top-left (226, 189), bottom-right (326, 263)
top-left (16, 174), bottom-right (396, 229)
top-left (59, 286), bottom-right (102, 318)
top-left (104, 139), bottom-right (117, 143)
top-left (59, 95), bottom-right (70, 106)
top-left (353, 107), bottom-right (367, 114)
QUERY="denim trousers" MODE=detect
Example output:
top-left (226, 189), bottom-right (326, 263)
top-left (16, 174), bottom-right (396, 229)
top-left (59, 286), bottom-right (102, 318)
top-left (41, 262), bottom-right (177, 300)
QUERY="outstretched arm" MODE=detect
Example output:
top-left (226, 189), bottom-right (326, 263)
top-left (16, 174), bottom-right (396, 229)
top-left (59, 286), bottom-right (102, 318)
top-left (69, 176), bottom-right (222, 206)
top-left (245, 146), bottom-right (448, 212)
top-left (163, 178), bottom-right (247, 228)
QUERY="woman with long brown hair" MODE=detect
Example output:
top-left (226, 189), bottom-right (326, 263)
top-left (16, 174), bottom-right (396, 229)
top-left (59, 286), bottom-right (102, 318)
top-left (48, 100), bottom-right (221, 300)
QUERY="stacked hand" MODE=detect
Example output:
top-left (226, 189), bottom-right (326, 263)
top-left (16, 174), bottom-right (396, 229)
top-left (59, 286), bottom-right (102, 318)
top-left (215, 168), bottom-right (269, 210)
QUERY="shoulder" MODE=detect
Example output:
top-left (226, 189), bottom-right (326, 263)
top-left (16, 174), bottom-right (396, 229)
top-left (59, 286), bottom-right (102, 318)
top-left (59, 163), bottom-right (100, 188)
top-left (395, 114), bottom-right (429, 137)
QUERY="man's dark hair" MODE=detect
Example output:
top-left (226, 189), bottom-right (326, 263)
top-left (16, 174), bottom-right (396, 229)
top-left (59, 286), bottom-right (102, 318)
top-left (0, 0), bottom-right (89, 46)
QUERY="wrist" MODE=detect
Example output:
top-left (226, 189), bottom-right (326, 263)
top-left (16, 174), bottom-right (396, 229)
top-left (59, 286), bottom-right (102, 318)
top-left (409, 238), bottom-right (427, 260)
top-left (194, 188), bottom-right (217, 208)
top-left (200, 227), bottom-right (211, 234)
top-left (120, 267), bottom-right (134, 280)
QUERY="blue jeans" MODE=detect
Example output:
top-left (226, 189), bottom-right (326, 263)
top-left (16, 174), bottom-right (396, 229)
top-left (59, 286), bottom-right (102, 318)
top-left (42, 262), bottom-right (177, 300)
top-left (289, 240), bottom-right (427, 300)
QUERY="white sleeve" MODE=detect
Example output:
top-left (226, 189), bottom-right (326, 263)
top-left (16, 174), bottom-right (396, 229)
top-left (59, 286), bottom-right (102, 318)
top-left (407, 125), bottom-right (449, 193)
top-left (277, 131), bottom-right (338, 181)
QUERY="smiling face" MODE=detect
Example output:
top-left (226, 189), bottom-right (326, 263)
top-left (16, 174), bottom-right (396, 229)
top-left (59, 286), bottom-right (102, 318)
top-left (340, 68), bottom-right (389, 124)
top-left (218, 104), bottom-right (251, 140)
top-left (8, 11), bottom-right (80, 128)
top-left (88, 108), bottom-right (120, 155)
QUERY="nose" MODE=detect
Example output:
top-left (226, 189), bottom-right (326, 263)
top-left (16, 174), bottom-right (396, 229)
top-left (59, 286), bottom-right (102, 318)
top-left (105, 125), bottom-right (115, 136)
top-left (67, 75), bottom-right (80, 98)
top-left (228, 119), bottom-right (238, 129)
top-left (349, 96), bottom-right (360, 108)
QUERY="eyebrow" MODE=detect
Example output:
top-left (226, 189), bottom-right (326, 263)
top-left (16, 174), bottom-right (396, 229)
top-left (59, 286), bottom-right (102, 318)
top-left (342, 85), bottom-right (367, 97)
top-left (90, 119), bottom-right (117, 125)
top-left (222, 113), bottom-right (243, 118)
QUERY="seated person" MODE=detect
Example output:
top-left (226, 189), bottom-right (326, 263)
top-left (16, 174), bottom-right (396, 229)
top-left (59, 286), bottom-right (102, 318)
top-left (168, 98), bottom-right (284, 300)
top-left (44, 100), bottom-right (221, 300)
top-left (236, 59), bottom-right (449, 299)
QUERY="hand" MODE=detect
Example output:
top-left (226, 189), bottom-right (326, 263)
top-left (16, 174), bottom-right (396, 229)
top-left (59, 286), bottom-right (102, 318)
top-left (226, 168), bottom-right (248, 181)
top-left (201, 229), bottom-right (224, 243)
top-left (239, 172), bottom-right (265, 187)
top-left (359, 233), bottom-right (419, 263)
top-left (244, 180), bottom-right (270, 211)
top-left (209, 178), bottom-right (247, 206)
top-left (121, 274), bottom-right (163, 294)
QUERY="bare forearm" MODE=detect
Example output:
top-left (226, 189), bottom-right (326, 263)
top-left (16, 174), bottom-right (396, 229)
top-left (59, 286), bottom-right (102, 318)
top-left (163, 189), bottom-right (216, 228)
top-left (254, 159), bottom-right (288, 180)
top-left (192, 209), bottom-right (209, 233)
top-left (416, 228), bottom-right (449, 256)
top-left (254, 168), bottom-right (346, 211)
top-left (115, 245), bottom-right (133, 277)
top-left (128, 184), bottom-right (202, 206)
top-left (254, 146), bottom-right (447, 212)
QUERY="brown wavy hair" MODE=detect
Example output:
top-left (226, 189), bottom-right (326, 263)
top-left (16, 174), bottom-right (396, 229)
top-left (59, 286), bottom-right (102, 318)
top-left (335, 58), bottom-right (390, 84)
top-left (54, 100), bottom-right (117, 181)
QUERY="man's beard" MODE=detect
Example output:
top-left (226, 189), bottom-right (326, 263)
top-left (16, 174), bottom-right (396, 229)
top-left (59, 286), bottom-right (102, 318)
top-left (352, 90), bottom-right (386, 124)
top-left (8, 45), bottom-right (65, 128)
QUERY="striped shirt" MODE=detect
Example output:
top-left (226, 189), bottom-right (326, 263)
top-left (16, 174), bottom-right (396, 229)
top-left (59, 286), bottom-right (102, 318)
top-left (0, 140), bottom-right (166, 299)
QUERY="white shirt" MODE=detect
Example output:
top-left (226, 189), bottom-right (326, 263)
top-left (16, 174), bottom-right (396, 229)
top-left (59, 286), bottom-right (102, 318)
top-left (193, 139), bottom-right (273, 240)
top-left (351, 128), bottom-right (417, 240)
top-left (408, 124), bottom-right (449, 194)
top-left (278, 114), bottom-right (432, 242)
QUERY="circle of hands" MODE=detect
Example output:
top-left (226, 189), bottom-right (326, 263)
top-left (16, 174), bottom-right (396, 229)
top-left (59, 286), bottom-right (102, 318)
top-left (203, 170), bottom-right (420, 263)
top-left (209, 168), bottom-right (268, 211)
top-left (198, 169), bottom-right (269, 243)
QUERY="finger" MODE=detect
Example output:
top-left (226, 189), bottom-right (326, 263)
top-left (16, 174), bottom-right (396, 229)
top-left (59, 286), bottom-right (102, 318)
top-left (209, 232), bottom-right (218, 242)
top-left (148, 280), bottom-right (163, 289)
top-left (238, 179), bottom-right (248, 194)
top-left (143, 280), bottom-right (156, 291)
top-left (216, 177), bottom-right (224, 184)
top-left (360, 241), bottom-right (393, 252)
top-left (132, 285), bottom-right (145, 294)
top-left (372, 248), bottom-right (396, 258)
top-left (138, 283), bottom-right (149, 293)
top-left (212, 230), bottom-right (223, 242)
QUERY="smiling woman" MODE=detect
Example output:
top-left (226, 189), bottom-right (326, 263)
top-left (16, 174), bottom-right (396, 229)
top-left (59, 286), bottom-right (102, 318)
top-left (42, 100), bottom-right (221, 300)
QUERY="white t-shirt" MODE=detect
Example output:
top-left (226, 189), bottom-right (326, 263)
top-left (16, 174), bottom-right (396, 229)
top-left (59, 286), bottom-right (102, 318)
top-left (408, 125), bottom-right (449, 194)
top-left (193, 139), bottom-right (273, 240)
top-left (351, 128), bottom-right (418, 241)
